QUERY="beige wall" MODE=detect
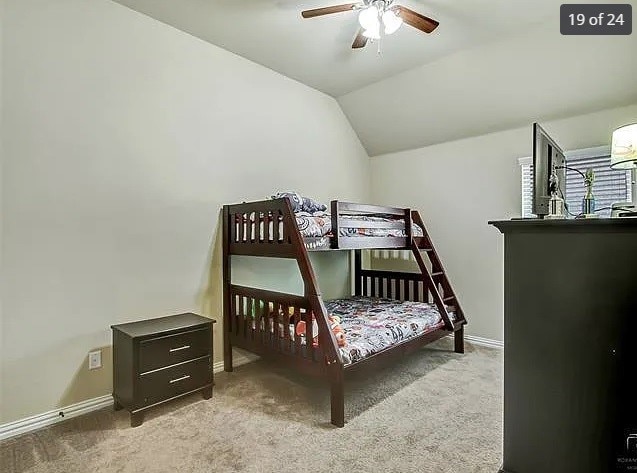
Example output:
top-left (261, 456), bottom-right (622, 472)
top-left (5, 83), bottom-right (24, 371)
top-left (1, 0), bottom-right (369, 423)
top-left (370, 104), bottom-right (637, 342)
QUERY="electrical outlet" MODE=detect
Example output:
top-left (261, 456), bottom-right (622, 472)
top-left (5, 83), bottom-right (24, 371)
top-left (88, 350), bottom-right (102, 370)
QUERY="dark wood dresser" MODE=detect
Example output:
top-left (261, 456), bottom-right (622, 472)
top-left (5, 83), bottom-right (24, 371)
top-left (490, 219), bottom-right (637, 473)
top-left (111, 313), bottom-right (215, 426)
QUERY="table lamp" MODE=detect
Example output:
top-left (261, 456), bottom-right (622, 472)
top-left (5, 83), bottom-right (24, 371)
top-left (610, 123), bottom-right (637, 217)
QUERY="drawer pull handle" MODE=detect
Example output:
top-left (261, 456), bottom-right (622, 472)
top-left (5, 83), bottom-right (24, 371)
top-left (169, 375), bottom-right (190, 384)
top-left (169, 345), bottom-right (190, 353)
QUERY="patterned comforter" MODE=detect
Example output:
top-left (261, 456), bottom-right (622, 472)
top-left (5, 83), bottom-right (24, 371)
top-left (325, 297), bottom-right (453, 365)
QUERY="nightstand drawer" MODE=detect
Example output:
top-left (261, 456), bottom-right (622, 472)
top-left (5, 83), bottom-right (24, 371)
top-left (139, 327), bottom-right (211, 373)
top-left (138, 356), bottom-right (212, 407)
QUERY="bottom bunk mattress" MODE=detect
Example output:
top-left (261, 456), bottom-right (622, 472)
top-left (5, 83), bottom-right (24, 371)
top-left (325, 296), bottom-right (455, 366)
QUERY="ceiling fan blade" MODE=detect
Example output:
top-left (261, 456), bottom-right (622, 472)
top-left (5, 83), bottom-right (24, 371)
top-left (395, 6), bottom-right (439, 34)
top-left (352, 28), bottom-right (368, 49)
top-left (301, 3), bottom-right (358, 18)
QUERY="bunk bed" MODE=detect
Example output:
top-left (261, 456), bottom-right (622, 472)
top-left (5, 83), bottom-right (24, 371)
top-left (222, 197), bottom-right (467, 427)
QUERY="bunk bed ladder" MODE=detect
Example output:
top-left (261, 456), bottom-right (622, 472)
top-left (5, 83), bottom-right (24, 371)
top-left (410, 210), bottom-right (466, 354)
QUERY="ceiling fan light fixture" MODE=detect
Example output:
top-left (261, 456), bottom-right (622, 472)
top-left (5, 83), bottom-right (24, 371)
top-left (358, 5), bottom-right (380, 31)
top-left (300, 2), bottom-right (440, 51)
top-left (382, 10), bottom-right (403, 34)
top-left (362, 26), bottom-right (381, 40)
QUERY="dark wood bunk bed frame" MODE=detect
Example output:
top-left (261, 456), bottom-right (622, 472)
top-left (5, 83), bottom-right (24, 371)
top-left (222, 198), bottom-right (467, 427)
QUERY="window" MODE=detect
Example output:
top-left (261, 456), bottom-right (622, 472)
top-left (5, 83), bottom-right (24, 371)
top-left (520, 146), bottom-right (632, 218)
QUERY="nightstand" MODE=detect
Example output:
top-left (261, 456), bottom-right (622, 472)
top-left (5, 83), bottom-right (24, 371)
top-left (111, 313), bottom-right (215, 427)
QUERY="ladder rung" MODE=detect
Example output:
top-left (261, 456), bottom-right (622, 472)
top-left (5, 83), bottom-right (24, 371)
top-left (421, 248), bottom-right (434, 252)
top-left (431, 271), bottom-right (444, 277)
top-left (443, 296), bottom-right (455, 302)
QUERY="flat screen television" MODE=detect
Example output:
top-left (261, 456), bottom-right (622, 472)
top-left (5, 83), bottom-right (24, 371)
top-left (532, 123), bottom-right (566, 218)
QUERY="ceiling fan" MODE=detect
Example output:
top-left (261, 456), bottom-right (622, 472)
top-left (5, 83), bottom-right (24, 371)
top-left (301, 0), bottom-right (439, 49)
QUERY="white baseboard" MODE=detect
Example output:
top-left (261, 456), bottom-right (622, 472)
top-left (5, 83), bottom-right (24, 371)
top-left (445, 333), bottom-right (503, 350)
top-left (464, 334), bottom-right (504, 349)
top-left (1, 349), bottom-right (259, 442)
top-left (212, 349), bottom-right (259, 373)
top-left (0, 394), bottom-right (114, 441)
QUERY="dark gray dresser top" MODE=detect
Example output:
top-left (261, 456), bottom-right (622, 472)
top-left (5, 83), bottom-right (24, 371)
top-left (111, 313), bottom-right (215, 339)
top-left (489, 217), bottom-right (637, 233)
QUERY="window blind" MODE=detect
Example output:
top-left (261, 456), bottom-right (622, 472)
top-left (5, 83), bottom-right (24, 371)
top-left (521, 152), bottom-right (631, 218)
top-left (564, 155), bottom-right (631, 217)
top-left (521, 160), bottom-right (534, 218)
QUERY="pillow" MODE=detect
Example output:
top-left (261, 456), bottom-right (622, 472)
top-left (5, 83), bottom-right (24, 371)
top-left (271, 191), bottom-right (303, 212)
top-left (272, 192), bottom-right (327, 213)
top-left (302, 196), bottom-right (327, 213)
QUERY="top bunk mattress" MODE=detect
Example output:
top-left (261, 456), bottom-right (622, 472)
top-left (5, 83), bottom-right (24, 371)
top-left (291, 212), bottom-right (424, 238)
top-left (325, 296), bottom-right (454, 366)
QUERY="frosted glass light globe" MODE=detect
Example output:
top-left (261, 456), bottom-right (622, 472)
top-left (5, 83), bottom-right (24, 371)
top-left (363, 26), bottom-right (381, 39)
top-left (382, 10), bottom-right (403, 34)
top-left (359, 6), bottom-right (380, 31)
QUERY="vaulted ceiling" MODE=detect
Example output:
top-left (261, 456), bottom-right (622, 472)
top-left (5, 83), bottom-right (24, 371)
top-left (114, 0), bottom-right (559, 97)
top-left (114, 0), bottom-right (637, 156)
top-left (339, 22), bottom-right (637, 155)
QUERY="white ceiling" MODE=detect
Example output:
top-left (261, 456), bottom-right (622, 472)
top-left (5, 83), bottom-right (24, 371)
top-left (113, 0), bottom-right (559, 97)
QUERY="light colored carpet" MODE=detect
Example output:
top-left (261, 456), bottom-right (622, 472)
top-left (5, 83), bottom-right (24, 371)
top-left (0, 339), bottom-right (503, 473)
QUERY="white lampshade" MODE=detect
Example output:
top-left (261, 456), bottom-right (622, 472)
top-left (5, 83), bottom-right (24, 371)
top-left (358, 6), bottom-right (379, 31)
top-left (610, 123), bottom-right (637, 169)
top-left (382, 10), bottom-right (403, 34)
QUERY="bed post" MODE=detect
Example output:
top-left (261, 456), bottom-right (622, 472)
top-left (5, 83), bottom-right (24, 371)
top-left (330, 200), bottom-right (340, 249)
top-left (354, 250), bottom-right (362, 296)
top-left (404, 208), bottom-right (412, 240)
top-left (222, 205), bottom-right (233, 372)
top-left (330, 366), bottom-right (345, 427)
top-left (454, 326), bottom-right (465, 354)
